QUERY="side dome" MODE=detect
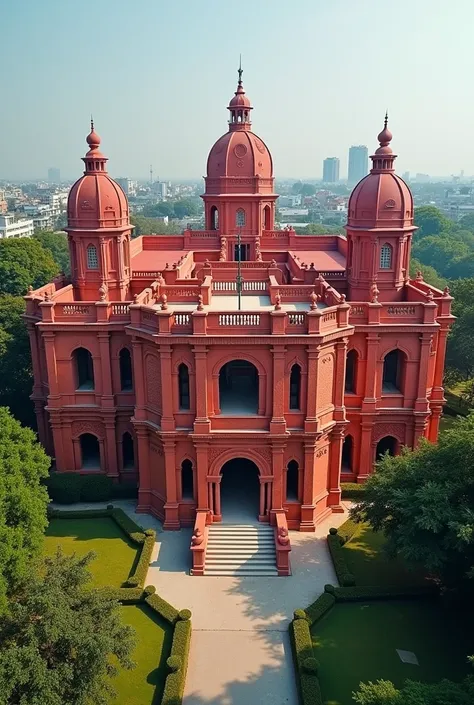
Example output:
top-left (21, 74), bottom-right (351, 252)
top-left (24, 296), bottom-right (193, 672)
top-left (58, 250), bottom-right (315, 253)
top-left (67, 124), bottom-right (130, 230)
top-left (206, 130), bottom-right (273, 179)
top-left (347, 116), bottom-right (413, 229)
top-left (347, 172), bottom-right (413, 229)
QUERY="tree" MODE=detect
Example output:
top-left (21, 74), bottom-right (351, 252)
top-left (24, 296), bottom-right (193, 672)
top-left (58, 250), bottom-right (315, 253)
top-left (0, 296), bottom-right (34, 426)
top-left (33, 230), bottom-right (70, 275)
top-left (294, 223), bottom-right (341, 235)
top-left (300, 183), bottom-right (316, 197)
top-left (0, 239), bottom-right (59, 296)
top-left (0, 408), bottom-right (50, 615)
top-left (414, 206), bottom-right (453, 238)
top-left (409, 258), bottom-right (447, 291)
top-left (130, 215), bottom-right (182, 237)
top-left (172, 197), bottom-right (201, 219)
top-left (141, 201), bottom-right (174, 218)
top-left (458, 213), bottom-right (474, 232)
top-left (412, 235), bottom-right (468, 277)
top-left (350, 414), bottom-right (474, 589)
top-left (0, 550), bottom-right (135, 705)
top-left (446, 279), bottom-right (474, 379)
top-left (353, 676), bottom-right (474, 705)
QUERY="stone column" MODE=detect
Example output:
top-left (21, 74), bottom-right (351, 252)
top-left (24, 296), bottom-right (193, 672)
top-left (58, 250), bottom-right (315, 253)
top-left (132, 338), bottom-right (146, 421)
top-left (214, 475), bottom-right (222, 520)
top-left (334, 339), bottom-right (348, 422)
top-left (98, 332), bottom-right (114, 407)
top-left (305, 347), bottom-right (320, 433)
top-left (193, 345), bottom-right (210, 433)
top-left (358, 421), bottom-right (374, 481)
top-left (270, 345), bottom-right (287, 433)
top-left (363, 333), bottom-right (380, 409)
top-left (136, 426), bottom-right (151, 512)
top-left (327, 428), bottom-right (344, 511)
top-left (159, 344), bottom-right (175, 431)
top-left (42, 331), bottom-right (59, 398)
top-left (194, 442), bottom-right (210, 512)
top-left (270, 442), bottom-right (285, 523)
top-left (104, 421), bottom-right (118, 478)
top-left (300, 439), bottom-right (317, 531)
top-left (163, 438), bottom-right (179, 529)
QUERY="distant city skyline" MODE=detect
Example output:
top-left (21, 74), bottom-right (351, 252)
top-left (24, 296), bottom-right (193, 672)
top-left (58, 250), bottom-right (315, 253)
top-left (1, 0), bottom-right (474, 180)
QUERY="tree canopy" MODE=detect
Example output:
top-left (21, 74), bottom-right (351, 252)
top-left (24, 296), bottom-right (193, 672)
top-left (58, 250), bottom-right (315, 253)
top-left (130, 215), bottom-right (183, 237)
top-left (351, 414), bottom-right (474, 589)
top-left (0, 296), bottom-right (34, 426)
top-left (141, 197), bottom-right (202, 220)
top-left (0, 408), bottom-right (50, 615)
top-left (0, 550), bottom-right (135, 705)
top-left (414, 205), bottom-right (453, 238)
top-left (33, 230), bottom-right (70, 275)
top-left (353, 675), bottom-right (474, 705)
top-left (0, 238), bottom-right (59, 296)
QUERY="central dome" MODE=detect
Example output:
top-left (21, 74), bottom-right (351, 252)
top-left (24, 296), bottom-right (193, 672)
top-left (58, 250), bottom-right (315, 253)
top-left (207, 130), bottom-right (273, 179)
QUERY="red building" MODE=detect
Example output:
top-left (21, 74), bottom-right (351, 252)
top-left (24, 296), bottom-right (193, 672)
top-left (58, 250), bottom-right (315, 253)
top-left (26, 72), bottom-right (454, 575)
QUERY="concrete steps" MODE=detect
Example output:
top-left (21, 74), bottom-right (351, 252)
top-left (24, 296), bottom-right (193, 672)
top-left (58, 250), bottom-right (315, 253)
top-left (204, 523), bottom-right (278, 576)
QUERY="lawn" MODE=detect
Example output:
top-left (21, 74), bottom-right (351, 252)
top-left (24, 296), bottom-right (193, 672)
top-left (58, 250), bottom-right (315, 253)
top-left (312, 600), bottom-right (472, 705)
top-left (341, 523), bottom-right (426, 587)
top-left (43, 517), bottom-right (140, 588)
top-left (108, 605), bottom-right (172, 705)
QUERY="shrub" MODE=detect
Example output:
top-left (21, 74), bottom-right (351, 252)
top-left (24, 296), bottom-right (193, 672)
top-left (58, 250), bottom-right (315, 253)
top-left (107, 504), bottom-right (114, 510)
top-left (80, 474), bottom-right (112, 502)
top-left (131, 535), bottom-right (155, 587)
top-left (144, 528), bottom-right (155, 537)
top-left (166, 655), bottom-right (181, 673)
top-left (143, 585), bottom-right (156, 596)
top-left (305, 592), bottom-right (335, 626)
top-left (333, 584), bottom-right (438, 602)
top-left (303, 657), bottom-right (319, 675)
top-left (178, 609), bottom-right (192, 621)
top-left (125, 576), bottom-right (140, 588)
top-left (47, 472), bottom-right (81, 504)
top-left (145, 593), bottom-right (179, 625)
top-left (110, 508), bottom-right (146, 544)
top-left (328, 527), bottom-right (338, 535)
top-left (324, 584), bottom-right (335, 594)
top-left (290, 618), bottom-right (323, 705)
top-left (98, 586), bottom-right (143, 604)
top-left (341, 573), bottom-right (356, 587)
top-left (162, 619), bottom-right (192, 705)
top-left (341, 482), bottom-right (366, 500)
top-left (293, 608), bottom-right (308, 621)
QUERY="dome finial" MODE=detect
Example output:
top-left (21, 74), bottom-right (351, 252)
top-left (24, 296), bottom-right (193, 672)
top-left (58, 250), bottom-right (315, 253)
top-left (377, 111), bottom-right (392, 148)
top-left (91, 114), bottom-right (94, 131)
top-left (238, 54), bottom-right (243, 86)
top-left (384, 110), bottom-right (388, 130)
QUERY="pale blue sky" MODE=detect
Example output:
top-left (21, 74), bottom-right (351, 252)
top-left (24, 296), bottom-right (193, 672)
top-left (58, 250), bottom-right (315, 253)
top-left (1, 0), bottom-right (473, 181)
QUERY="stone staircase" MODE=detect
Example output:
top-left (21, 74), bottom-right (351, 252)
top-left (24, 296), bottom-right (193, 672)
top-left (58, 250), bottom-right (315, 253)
top-left (204, 522), bottom-right (278, 576)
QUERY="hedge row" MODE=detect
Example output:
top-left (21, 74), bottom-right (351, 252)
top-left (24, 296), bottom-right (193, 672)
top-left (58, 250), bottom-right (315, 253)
top-left (290, 614), bottom-right (323, 705)
top-left (340, 482), bottom-right (366, 500)
top-left (125, 535), bottom-right (155, 587)
top-left (161, 617), bottom-right (192, 705)
top-left (328, 583), bottom-right (438, 602)
top-left (100, 586), bottom-right (144, 604)
top-left (145, 593), bottom-right (180, 626)
top-left (327, 534), bottom-right (355, 587)
top-left (46, 472), bottom-right (137, 504)
top-left (300, 592), bottom-right (335, 626)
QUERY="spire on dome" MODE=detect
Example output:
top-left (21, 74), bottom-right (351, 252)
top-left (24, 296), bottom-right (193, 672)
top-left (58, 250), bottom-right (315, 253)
top-left (371, 112), bottom-right (396, 172)
top-left (83, 120), bottom-right (108, 174)
top-left (228, 60), bottom-right (252, 131)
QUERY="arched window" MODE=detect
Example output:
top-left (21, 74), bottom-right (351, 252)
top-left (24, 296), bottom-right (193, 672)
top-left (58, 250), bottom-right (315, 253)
top-left (119, 348), bottom-right (133, 391)
top-left (380, 243), bottom-right (392, 269)
top-left (122, 432), bottom-right (134, 469)
top-left (210, 206), bottom-right (219, 230)
top-left (289, 364), bottom-right (301, 410)
top-left (376, 436), bottom-right (397, 460)
top-left (345, 350), bottom-right (357, 393)
top-left (341, 435), bottom-right (353, 472)
top-left (286, 460), bottom-right (299, 501)
top-left (263, 205), bottom-right (271, 230)
top-left (80, 434), bottom-right (100, 469)
top-left (181, 459), bottom-right (194, 500)
top-left (87, 244), bottom-right (99, 269)
top-left (73, 348), bottom-right (94, 390)
top-left (382, 350), bottom-right (404, 393)
top-left (236, 208), bottom-right (246, 227)
top-left (178, 363), bottom-right (190, 410)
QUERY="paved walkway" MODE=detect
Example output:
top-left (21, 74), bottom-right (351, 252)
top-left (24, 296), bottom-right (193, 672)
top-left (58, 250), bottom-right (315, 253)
top-left (52, 500), bottom-right (350, 704)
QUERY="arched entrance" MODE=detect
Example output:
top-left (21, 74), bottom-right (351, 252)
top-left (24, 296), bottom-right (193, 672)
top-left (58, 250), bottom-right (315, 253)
top-left (219, 458), bottom-right (261, 522)
top-left (376, 436), bottom-right (397, 460)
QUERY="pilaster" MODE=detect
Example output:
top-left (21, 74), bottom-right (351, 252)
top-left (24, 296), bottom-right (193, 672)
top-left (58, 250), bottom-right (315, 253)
top-left (159, 344), bottom-right (175, 431)
top-left (270, 344), bottom-right (287, 433)
top-left (163, 438), bottom-right (180, 529)
top-left (193, 345), bottom-right (210, 433)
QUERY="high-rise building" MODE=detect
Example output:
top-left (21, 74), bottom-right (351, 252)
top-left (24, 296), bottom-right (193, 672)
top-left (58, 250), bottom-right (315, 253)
top-left (322, 157), bottom-right (340, 183)
top-left (348, 146), bottom-right (368, 184)
top-left (116, 178), bottom-right (137, 197)
top-left (48, 167), bottom-right (60, 184)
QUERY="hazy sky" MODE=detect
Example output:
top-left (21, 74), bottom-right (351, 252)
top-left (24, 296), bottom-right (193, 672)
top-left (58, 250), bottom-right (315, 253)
top-left (2, 0), bottom-right (474, 181)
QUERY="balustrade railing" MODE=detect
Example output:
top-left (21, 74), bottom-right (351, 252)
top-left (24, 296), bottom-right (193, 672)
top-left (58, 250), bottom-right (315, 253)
top-left (174, 313), bottom-right (191, 326)
top-left (287, 313), bottom-right (305, 325)
top-left (213, 280), bottom-right (266, 292)
top-left (218, 313), bottom-right (260, 326)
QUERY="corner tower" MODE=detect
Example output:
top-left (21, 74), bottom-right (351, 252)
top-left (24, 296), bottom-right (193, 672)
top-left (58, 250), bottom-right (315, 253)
top-left (66, 121), bottom-right (133, 301)
top-left (345, 116), bottom-right (416, 301)
top-left (202, 66), bottom-right (278, 251)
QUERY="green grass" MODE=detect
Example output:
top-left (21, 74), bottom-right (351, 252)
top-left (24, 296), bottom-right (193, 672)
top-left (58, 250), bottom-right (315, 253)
top-left (43, 518), bottom-right (140, 588)
top-left (312, 600), bottom-right (472, 705)
top-left (108, 605), bottom-right (172, 705)
top-left (341, 523), bottom-right (426, 587)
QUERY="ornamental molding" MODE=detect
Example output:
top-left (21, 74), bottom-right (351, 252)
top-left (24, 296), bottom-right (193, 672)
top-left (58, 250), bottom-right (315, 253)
top-left (72, 420), bottom-right (105, 439)
top-left (373, 423), bottom-right (405, 444)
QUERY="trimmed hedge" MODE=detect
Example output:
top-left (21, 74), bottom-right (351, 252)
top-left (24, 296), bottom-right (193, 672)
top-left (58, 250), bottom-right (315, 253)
top-left (46, 471), bottom-right (138, 503)
top-left (161, 618), bottom-right (192, 705)
top-left (340, 482), bottom-right (366, 501)
top-left (99, 586), bottom-right (144, 604)
top-left (332, 583), bottom-right (438, 602)
top-left (290, 617), bottom-right (323, 705)
top-left (125, 534), bottom-right (155, 587)
top-left (304, 592), bottom-right (335, 626)
top-left (327, 534), bottom-right (355, 587)
top-left (145, 593), bottom-right (180, 626)
top-left (336, 518), bottom-right (359, 544)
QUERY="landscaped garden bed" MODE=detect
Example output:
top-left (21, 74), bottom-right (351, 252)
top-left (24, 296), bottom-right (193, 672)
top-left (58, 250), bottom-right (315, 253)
top-left (43, 506), bottom-right (191, 705)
